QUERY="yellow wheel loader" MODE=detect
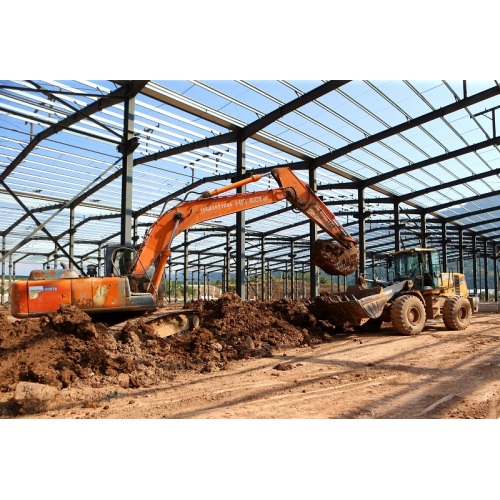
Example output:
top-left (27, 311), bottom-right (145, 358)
top-left (308, 248), bottom-right (479, 336)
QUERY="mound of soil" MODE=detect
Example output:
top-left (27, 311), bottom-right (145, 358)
top-left (0, 294), bottom-right (339, 394)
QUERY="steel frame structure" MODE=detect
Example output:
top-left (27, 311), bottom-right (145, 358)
top-left (1, 79), bottom-right (500, 303)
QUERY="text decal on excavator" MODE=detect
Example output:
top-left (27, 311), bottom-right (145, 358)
top-left (200, 195), bottom-right (269, 213)
top-left (29, 285), bottom-right (58, 299)
top-left (200, 202), bottom-right (233, 213)
top-left (236, 195), bottom-right (268, 206)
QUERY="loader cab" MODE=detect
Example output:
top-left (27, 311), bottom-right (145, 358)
top-left (390, 248), bottom-right (440, 290)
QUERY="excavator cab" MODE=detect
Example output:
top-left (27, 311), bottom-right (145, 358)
top-left (105, 245), bottom-right (166, 302)
top-left (107, 247), bottom-right (136, 276)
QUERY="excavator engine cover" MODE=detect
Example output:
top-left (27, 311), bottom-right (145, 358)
top-left (311, 239), bottom-right (359, 276)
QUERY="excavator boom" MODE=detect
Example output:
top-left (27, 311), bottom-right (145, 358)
top-left (131, 167), bottom-right (359, 295)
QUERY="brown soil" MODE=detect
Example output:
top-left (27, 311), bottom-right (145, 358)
top-left (311, 239), bottom-right (359, 275)
top-left (0, 293), bottom-right (499, 420)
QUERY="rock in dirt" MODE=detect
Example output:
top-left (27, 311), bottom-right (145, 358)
top-left (13, 381), bottom-right (58, 414)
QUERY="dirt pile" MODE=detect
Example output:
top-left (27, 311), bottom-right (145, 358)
top-left (0, 294), bottom-right (339, 395)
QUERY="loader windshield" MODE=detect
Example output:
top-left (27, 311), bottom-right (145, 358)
top-left (392, 250), bottom-right (438, 288)
top-left (393, 252), bottom-right (420, 281)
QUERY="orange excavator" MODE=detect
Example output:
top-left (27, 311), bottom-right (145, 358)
top-left (10, 167), bottom-right (359, 337)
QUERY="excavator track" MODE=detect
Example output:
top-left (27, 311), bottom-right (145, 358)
top-left (106, 308), bottom-right (202, 338)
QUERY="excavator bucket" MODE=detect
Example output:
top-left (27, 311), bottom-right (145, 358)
top-left (311, 239), bottom-right (360, 276)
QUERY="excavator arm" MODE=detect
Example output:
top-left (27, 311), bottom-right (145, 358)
top-left (10, 166), bottom-right (359, 324)
top-left (131, 167), bottom-right (359, 298)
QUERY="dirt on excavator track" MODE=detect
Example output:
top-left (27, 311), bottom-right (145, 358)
top-left (0, 292), bottom-right (499, 420)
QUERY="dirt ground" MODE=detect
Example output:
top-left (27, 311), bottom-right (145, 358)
top-left (0, 292), bottom-right (499, 419)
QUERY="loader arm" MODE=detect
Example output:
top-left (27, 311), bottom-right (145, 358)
top-left (131, 167), bottom-right (359, 299)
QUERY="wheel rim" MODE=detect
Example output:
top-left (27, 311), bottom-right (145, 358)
top-left (408, 306), bottom-right (422, 326)
top-left (458, 305), bottom-right (467, 321)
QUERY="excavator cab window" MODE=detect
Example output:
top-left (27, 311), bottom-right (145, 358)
top-left (109, 247), bottom-right (137, 276)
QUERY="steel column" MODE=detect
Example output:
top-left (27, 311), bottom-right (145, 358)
top-left (235, 140), bottom-right (246, 299)
top-left (98, 245), bottom-right (103, 277)
top-left (168, 258), bottom-right (172, 302)
top-left (394, 202), bottom-right (400, 252)
top-left (183, 230), bottom-right (189, 304)
top-left (420, 213), bottom-right (427, 248)
top-left (120, 95), bottom-right (136, 246)
top-left (197, 254), bottom-right (201, 301)
top-left (494, 245), bottom-right (498, 302)
top-left (484, 239), bottom-right (489, 301)
top-left (441, 222), bottom-right (448, 273)
top-left (458, 229), bottom-right (464, 274)
top-left (225, 231), bottom-right (231, 294)
top-left (260, 236), bottom-right (265, 300)
top-left (267, 261), bottom-right (272, 300)
top-left (69, 207), bottom-right (75, 269)
top-left (472, 236), bottom-right (477, 295)
top-left (1, 236), bottom-right (5, 306)
top-left (309, 168), bottom-right (318, 298)
top-left (358, 186), bottom-right (366, 275)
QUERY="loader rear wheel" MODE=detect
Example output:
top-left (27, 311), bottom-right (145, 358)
top-left (390, 294), bottom-right (426, 336)
top-left (442, 296), bottom-right (471, 330)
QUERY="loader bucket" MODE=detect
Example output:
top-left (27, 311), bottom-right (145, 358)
top-left (307, 280), bottom-right (407, 326)
top-left (311, 240), bottom-right (359, 276)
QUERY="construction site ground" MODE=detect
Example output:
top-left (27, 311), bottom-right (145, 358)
top-left (1, 292), bottom-right (499, 420)
top-left (2, 293), bottom-right (498, 499)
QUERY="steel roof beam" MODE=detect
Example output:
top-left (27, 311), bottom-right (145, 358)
top-left (0, 105), bottom-right (122, 146)
top-left (364, 166), bottom-right (500, 205)
top-left (0, 180), bottom-right (83, 271)
top-left (0, 80), bottom-right (148, 183)
top-left (133, 80), bottom-right (349, 167)
top-left (427, 205), bottom-right (500, 224)
top-left (91, 85), bottom-right (499, 220)
top-left (357, 134), bottom-right (500, 190)
top-left (0, 202), bottom-right (65, 237)
top-left (396, 166), bottom-right (500, 204)
top-left (296, 85), bottom-right (500, 175)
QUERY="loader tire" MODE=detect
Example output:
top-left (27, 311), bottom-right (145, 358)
top-left (442, 296), bottom-right (471, 330)
top-left (390, 294), bottom-right (426, 336)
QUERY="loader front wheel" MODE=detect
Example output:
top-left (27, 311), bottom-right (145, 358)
top-left (442, 296), bottom-right (471, 330)
top-left (390, 294), bottom-right (426, 336)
